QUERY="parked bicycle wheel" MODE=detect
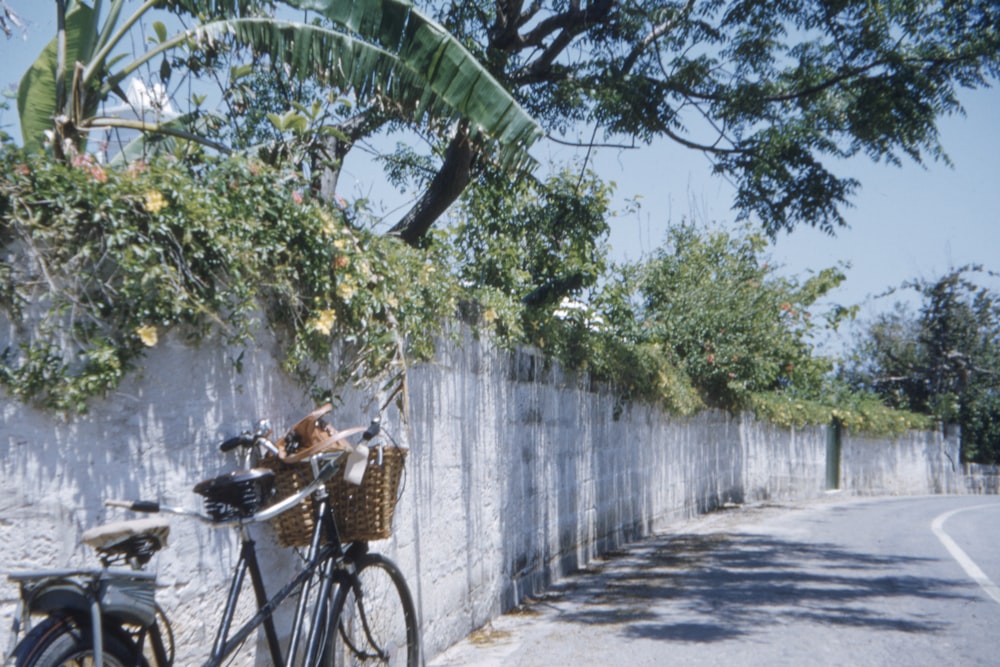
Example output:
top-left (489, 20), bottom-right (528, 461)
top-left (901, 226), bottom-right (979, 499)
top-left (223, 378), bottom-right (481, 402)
top-left (10, 614), bottom-right (147, 667)
top-left (329, 553), bottom-right (419, 666)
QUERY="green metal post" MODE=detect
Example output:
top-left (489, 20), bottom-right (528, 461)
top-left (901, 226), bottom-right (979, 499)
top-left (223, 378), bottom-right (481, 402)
top-left (826, 419), bottom-right (842, 490)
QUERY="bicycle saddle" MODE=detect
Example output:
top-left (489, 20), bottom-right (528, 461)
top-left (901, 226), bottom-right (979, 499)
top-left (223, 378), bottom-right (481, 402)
top-left (194, 468), bottom-right (275, 521)
top-left (82, 517), bottom-right (171, 564)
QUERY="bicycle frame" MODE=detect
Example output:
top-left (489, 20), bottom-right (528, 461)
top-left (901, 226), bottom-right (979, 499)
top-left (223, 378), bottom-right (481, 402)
top-left (203, 494), bottom-right (356, 667)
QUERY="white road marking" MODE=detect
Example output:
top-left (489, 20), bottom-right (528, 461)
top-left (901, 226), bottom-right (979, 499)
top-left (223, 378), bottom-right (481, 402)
top-left (931, 505), bottom-right (1000, 606)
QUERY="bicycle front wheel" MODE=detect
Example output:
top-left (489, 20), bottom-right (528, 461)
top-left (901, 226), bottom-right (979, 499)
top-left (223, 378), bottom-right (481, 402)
top-left (328, 553), bottom-right (419, 666)
top-left (9, 615), bottom-right (147, 667)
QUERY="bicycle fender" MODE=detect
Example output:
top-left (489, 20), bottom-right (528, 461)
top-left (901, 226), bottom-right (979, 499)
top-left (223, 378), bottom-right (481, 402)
top-left (17, 578), bottom-right (90, 619)
top-left (17, 574), bottom-right (158, 628)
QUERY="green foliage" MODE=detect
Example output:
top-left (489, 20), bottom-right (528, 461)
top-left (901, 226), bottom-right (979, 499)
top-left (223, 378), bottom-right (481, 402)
top-left (841, 267), bottom-right (1000, 462)
top-left (961, 386), bottom-right (1000, 464)
top-left (581, 221), bottom-right (933, 432)
top-left (15, 0), bottom-right (539, 167)
top-left (435, 0), bottom-right (1000, 238)
top-left (0, 143), bottom-right (936, 442)
top-left (18, 1), bottom-right (999, 250)
top-left (0, 147), bottom-right (455, 411)
top-left (443, 165), bottom-right (699, 415)
top-left (750, 385), bottom-right (932, 437)
top-left (450, 165), bottom-right (611, 307)
top-left (629, 224), bottom-right (843, 408)
top-left (446, 200), bottom-right (927, 431)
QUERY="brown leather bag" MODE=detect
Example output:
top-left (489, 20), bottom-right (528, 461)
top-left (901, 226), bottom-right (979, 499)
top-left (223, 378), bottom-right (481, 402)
top-left (277, 404), bottom-right (364, 463)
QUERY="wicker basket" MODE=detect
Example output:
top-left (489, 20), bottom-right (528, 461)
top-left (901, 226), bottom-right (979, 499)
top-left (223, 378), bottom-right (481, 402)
top-left (261, 446), bottom-right (406, 547)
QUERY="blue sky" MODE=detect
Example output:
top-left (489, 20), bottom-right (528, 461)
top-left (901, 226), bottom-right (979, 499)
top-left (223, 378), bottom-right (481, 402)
top-left (592, 84), bottom-right (1000, 298)
top-left (582, 83), bottom-right (1000, 352)
top-left (3, 2), bottom-right (998, 356)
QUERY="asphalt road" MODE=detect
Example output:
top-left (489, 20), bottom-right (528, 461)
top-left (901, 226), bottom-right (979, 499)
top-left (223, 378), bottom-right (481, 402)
top-left (428, 495), bottom-right (1000, 666)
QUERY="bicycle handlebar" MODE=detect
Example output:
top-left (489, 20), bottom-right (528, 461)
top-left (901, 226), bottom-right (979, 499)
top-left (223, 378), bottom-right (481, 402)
top-left (220, 419), bottom-right (277, 454)
top-left (107, 415), bottom-right (384, 526)
top-left (106, 452), bottom-right (342, 526)
top-left (105, 498), bottom-right (208, 520)
top-left (219, 433), bottom-right (253, 452)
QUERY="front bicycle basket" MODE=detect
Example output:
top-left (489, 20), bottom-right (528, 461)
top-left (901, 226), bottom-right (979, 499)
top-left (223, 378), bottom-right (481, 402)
top-left (193, 468), bottom-right (275, 521)
top-left (260, 445), bottom-right (406, 547)
top-left (329, 445), bottom-right (407, 543)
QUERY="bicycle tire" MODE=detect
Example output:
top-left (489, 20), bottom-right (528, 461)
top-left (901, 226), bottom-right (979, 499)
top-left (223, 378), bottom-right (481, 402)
top-left (9, 614), bottom-right (148, 667)
top-left (327, 553), bottom-right (419, 666)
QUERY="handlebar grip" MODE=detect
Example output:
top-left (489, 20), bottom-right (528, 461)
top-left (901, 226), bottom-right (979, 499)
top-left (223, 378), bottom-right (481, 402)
top-left (220, 432), bottom-right (254, 452)
top-left (129, 500), bottom-right (162, 513)
top-left (362, 418), bottom-right (381, 441)
top-left (106, 499), bottom-right (161, 513)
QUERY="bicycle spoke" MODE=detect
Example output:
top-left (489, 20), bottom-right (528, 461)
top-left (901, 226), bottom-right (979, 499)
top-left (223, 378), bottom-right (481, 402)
top-left (329, 555), bottom-right (419, 666)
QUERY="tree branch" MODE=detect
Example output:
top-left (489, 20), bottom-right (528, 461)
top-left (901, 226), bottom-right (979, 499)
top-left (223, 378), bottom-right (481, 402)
top-left (82, 116), bottom-right (232, 154)
top-left (620, 0), bottom-right (696, 76)
top-left (508, 0), bottom-right (616, 81)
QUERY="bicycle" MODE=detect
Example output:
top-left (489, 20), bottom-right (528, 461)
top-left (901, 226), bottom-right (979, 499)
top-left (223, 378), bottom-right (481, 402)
top-left (4, 408), bottom-right (420, 667)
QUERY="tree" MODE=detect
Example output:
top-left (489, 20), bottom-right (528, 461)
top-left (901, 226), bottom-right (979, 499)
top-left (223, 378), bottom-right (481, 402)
top-left (612, 223), bottom-right (845, 408)
top-left (13, 0), bottom-right (540, 167)
top-left (841, 267), bottom-right (1000, 463)
top-left (450, 164), bottom-right (611, 305)
top-left (382, 0), bottom-right (1000, 243)
top-left (15, 2), bottom-right (998, 248)
top-left (843, 302), bottom-right (929, 412)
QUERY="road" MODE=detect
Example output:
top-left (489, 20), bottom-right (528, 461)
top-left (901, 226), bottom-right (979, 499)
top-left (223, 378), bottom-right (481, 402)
top-left (428, 495), bottom-right (1000, 666)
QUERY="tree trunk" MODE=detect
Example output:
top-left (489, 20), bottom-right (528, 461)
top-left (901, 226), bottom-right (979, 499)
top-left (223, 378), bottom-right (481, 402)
top-left (312, 114), bottom-right (377, 205)
top-left (388, 122), bottom-right (474, 246)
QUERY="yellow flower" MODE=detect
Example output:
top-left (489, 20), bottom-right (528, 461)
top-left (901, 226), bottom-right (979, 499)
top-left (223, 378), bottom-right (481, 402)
top-left (136, 324), bottom-right (158, 347)
top-left (144, 190), bottom-right (167, 214)
top-left (337, 282), bottom-right (357, 301)
top-left (319, 210), bottom-right (339, 236)
top-left (309, 309), bottom-right (337, 335)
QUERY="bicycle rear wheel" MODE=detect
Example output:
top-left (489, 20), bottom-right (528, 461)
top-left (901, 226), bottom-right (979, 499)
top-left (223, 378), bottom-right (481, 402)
top-left (328, 553), bottom-right (419, 666)
top-left (10, 615), bottom-right (147, 667)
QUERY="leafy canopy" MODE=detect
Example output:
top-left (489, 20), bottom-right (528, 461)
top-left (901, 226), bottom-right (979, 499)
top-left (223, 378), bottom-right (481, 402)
top-left (629, 224), bottom-right (842, 407)
top-left (389, 0), bottom-right (1000, 241)
top-left (841, 267), bottom-right (1000, 462)
top-left (14, 1), bottom-right (999, 244)
top-left (14, 0), bottom-right (541, 168)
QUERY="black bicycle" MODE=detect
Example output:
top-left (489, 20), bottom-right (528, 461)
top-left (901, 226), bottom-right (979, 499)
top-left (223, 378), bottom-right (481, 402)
top-left (5, 411), bottom-right (420, 667)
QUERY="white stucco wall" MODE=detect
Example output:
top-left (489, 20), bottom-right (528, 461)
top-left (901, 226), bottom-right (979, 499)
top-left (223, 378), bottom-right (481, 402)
top-left (0, 326), bottom-right (977, 664)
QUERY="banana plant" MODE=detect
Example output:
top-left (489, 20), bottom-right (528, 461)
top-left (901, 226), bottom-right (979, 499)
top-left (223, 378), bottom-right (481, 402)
top-left (17, 0), bottom-right (541, 165)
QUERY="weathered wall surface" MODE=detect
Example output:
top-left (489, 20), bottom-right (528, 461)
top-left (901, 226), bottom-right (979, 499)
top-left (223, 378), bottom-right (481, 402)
top-left (0, 327), bottom-right (979, 664)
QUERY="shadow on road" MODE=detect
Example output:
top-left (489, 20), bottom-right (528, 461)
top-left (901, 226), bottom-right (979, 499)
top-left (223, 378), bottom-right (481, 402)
top-left (535, 526), bottom-right (975, 644)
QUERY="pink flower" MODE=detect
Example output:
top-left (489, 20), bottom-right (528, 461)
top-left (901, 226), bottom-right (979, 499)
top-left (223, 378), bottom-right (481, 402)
top-left (292, 190), bottom-right (304, 205)
top-left (72, 154), bottom-right (107, 182)
top-left (126, 160), bottom-right (148, 178)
